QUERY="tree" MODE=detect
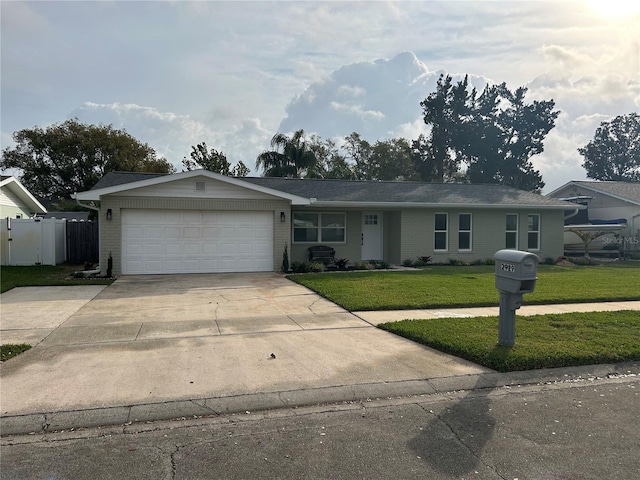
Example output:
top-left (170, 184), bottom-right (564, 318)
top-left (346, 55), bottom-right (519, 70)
top-left (182, 142), bottom-right (249, 177)
top-left (419, 75), bottom-right (474, 182)
top-left (579, 112), bottom-right (640, 181)
top-left (0, 119), bottom-right (175, 199)
top-left (419, 74), bottom-right (559, 192)
top-left (465, 83), bottom-right (557, 192)
top-left (342, 133), bottom-right (417, 181)
top-left (255, 129), bottom-right (318, 178)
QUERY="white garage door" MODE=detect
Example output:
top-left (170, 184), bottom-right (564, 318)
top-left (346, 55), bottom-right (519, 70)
top-left (121, 210), bottom-right (274, 274)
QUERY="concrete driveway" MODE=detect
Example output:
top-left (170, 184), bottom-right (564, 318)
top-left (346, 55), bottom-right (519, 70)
top-left (1, 273), bottom-right (490, 425)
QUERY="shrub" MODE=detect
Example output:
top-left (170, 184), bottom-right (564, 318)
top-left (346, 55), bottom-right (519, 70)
top-left (417, 256), bottom-right (432, 264)
top-left (334, 258), bottom-right (349, 269)
top-left (353, 261), bottom-right (374, 270)
top-left (484, 257), bottom-right (495, 265)
top-left (370, 260), bottom-right (390, 269)
top-left (292, 261), bottom-right (314, 273)
top-left (448, 258), bottom-right (469, 266)
top-left (308, 262), bottom-right (325, 273)
top-left (413, 258), bottom-right (427, 267)
top-left (402, 258), bottom-right (414, 267)
top-left (543, 256), bottom-right (555, 265)
top-left (282, 245), bottom-right (290, 273)
top-left (471, 259), bottom-right (484, 266)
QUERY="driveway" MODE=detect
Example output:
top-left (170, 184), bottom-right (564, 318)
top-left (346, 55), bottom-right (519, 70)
top-left (1, 273), bottom-right (490, 421)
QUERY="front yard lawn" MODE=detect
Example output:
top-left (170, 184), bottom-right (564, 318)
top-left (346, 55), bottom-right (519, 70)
top-left (379, 310), bottom-right (640, 372)
top-left (0, 344), bottom-right (31, 362)
top-left (1, 265), bottom-right (114, 293)
top-left (289, 264), bottom-right (640, 311)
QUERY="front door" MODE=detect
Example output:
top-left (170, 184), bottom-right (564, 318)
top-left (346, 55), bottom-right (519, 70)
top-left (361, 212), bottom-right (383, 260)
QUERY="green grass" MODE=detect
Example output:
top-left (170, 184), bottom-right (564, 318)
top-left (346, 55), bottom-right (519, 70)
top-left (379, 310), bottom-right (640, 372)
top-left (1, 264), bottom-right (114, 293)
top-left (0, 344), bottom-right (31, 362)
top-left (289, 264), bottom-right (640, 311)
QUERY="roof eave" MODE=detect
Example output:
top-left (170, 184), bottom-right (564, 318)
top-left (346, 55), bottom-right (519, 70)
top-left (0, 177), bottom-right (47, 213)
top-left (548, 181), bottom-right (640, 206)
top-left (75, 170), bottom-right (311, 205)
top-left (305, 201), bottom-right (582, 210)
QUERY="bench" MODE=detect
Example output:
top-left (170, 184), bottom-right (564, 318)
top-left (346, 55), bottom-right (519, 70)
top-left (308, 245), bottom-right (336, 265)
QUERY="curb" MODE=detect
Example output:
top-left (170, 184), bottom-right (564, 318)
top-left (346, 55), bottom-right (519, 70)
top-left (2, 361), bottom-right (638, 437)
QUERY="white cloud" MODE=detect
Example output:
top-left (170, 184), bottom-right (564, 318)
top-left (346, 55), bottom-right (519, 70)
top-left (280, 52), bottom-right (489, 141)
top-left (70, 102), bottom-right (270, 174)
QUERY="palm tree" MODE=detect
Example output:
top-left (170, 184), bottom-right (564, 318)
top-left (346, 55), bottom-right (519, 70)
top-left (256, 129), bottom-right (318, 177)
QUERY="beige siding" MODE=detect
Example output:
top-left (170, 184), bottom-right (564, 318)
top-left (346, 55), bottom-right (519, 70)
top-left (100, 195), bottom-right (290, 275)
top-left (400, 208), bottom-right (564, 264)
top-left (123, 176), bottom-right (283, 200)
top-left (0, 188), bottom-right (32, 218)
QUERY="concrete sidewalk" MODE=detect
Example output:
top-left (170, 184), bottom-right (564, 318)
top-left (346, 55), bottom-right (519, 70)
top-left (354, 300), bottom-right (640, 324)
top-left (1, 275), bottom-right (639, 437)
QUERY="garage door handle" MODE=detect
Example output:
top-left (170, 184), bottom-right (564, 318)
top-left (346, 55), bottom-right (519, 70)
top-left (361, 233), bottom-right (363, 246)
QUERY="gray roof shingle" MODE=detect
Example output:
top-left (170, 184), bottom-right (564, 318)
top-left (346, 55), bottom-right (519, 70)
top-left (90, 171), bottom-right (168, 190)
top-left (242, 177), bottom-right (573, 207)
top-left (565, 181), bottom-right (640, 204)
top-left (90, 171), bottom-right (575, 208)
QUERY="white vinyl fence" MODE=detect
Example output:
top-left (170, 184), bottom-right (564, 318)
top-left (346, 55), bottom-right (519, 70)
top-left (1, 218), bottom-right (67, 266)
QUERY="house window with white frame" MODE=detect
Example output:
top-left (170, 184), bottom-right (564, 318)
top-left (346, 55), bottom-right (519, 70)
top-left (505, 214), bottom-right (518, 249)
top-left (528, 214), bottom-right (540, 250)
top-left (293, 212), bottom-right (346, 243)
top-left (458, 213), bottom-right (472, 251)
top-left (434, 213), bottom-right (448, 251)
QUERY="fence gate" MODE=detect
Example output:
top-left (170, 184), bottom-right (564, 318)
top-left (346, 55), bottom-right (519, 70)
top-left (66, 221), bottom-right (99, 264)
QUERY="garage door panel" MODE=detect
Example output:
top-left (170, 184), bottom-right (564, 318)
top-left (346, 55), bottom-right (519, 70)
top-left (220, 242), bottom-right (236, 254)
top-left (165, 243), bottom-right (181, 254)
top-left (164, 226), bottom-right (181, 238)
top-left (202, 244), bottom-right (218, 254)
top-left (184, 244), bottom-right (200, 254)
top-left (122, 209), bottom-right (273, 274)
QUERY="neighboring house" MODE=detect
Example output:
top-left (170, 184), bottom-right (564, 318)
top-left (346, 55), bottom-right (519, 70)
top-left (75, 170), bottom-right (579, 276)
top-left (548, 181), bottom-right (640, 255)
top-left (0, 176), bottom-right (47, 219)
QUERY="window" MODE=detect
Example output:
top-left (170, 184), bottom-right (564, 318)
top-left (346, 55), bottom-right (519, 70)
top-left (505, 214), bottom-right (518, 249)
top-left (364, 214), bottom-right (378, 225)
top-left (195, 181), bottom-right (205, 192)
top-left (528, 214), bottom-right (540, 250)
top-left (434, 213), bottom-right (448, 251)
top-left (458, 213), bottom-right (472, 251)
top-left (293, 212), bottom-right (345, 243)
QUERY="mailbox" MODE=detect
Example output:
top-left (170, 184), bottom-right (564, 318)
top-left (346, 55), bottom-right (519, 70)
top-left (494, 249), bottom-right (539, 294)
top-left (493, 249), bottom-right (540, 346)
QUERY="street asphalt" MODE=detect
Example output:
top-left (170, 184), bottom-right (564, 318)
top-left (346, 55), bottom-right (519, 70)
top-left (1, 273), bottom-right (639, 441)
top-left (1, 368), bottom-right (638, 479)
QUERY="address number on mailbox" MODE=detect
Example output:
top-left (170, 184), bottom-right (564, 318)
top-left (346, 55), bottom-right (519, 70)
top-left (500, 263), bottom-right (515, 272)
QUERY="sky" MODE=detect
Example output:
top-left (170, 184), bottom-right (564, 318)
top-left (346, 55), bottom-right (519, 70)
top-left (1, 0), bottom-right (638, 193)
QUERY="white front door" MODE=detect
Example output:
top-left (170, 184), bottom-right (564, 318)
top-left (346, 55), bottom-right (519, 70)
top-left (361, 212), bottom-right (383, 260)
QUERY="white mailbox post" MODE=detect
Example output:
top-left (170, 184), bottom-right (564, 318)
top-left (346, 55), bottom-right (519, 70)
top-left (493, 249), bottom-right (539, 346)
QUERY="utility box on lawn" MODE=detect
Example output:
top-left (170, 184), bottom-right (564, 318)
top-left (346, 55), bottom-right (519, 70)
top-left (493, 249), bottom-right (540, 346)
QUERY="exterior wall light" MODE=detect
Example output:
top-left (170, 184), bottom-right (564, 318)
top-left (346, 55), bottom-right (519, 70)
top-left (280, 211), bottom-right (286, 223)
top-left (106, 209), bottom-right (112, 221)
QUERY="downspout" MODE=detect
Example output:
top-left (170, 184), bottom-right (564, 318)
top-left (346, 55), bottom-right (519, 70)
top-left (74, 197), bottom-right (102, 274)
top-left (564, 208), bottom-right (580, 222)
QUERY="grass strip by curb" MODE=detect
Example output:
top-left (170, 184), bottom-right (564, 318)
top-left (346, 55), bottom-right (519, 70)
top-left (378, 310), bottom-right (640, 372)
